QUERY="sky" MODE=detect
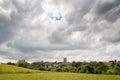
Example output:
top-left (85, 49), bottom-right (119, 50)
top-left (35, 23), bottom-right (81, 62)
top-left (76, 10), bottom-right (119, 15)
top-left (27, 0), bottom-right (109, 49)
top-left (0, 0), bottom-right (120, 63)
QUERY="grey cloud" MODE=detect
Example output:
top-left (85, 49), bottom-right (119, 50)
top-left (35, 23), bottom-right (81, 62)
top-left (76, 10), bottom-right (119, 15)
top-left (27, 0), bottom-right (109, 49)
top-left (49, 0), bottom-right (94, 45)
top-left (49, 29), bottom-right (68, 44)
top-left (49, 30), bottom-right (92, 50)
top-left (0, 15), bottom-right (12, 43)
top-left (66, 0), bottom-right (94, 25)
top-left (96, 0), bottom-right (120, 15)
top-left (96, 0), bottom-right (120, 22)
top-left (0, 0), bottom-right (120, 62)
top-left (102, 30), bottom-right (120, 43)
top-left (0, 50), bottom-right (21, 60)
top-left (12, 0), bottom-right (43, 15)
top-left (0, 0), bottom-right (43, 44)
top-left (7, 34), bottom-right (92, 53)
top-left (0, 10), bottom-right (18, 43)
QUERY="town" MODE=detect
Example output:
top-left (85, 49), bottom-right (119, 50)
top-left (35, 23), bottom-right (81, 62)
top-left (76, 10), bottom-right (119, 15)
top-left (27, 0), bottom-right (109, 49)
top-left (5, 58), bottom-right (120, 75)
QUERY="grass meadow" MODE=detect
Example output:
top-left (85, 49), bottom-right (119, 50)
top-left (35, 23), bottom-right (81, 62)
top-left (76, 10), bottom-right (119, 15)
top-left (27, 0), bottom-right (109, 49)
top-left (0, 64), bottom-right (120, 80)
top-left (0, 64), bottom-right (38, 73)
top-left (0, 72), bottom-right (120, 80)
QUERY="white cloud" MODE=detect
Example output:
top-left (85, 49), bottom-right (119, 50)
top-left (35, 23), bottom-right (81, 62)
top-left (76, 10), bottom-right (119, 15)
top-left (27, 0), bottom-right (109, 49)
top-left (0, 0), bottom-right (120, 62)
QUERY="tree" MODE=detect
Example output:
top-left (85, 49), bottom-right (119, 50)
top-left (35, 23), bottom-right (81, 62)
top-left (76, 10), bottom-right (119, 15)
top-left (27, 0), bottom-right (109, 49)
top-left (30, 61), bottom-right (45, 70)
top-left (62, 66), bottom-right (71, 72)
top-left (16, 59), bottom-right (29, 68)
top-left (71, 61), bottom-right (82, 67)
top-left (80, 63), bottom-right (94, 73)
top-left (107, 62), bottom-right (120, 75)
top-left (55, 68), bottom-right (62, 72)
top-left (90, 62), bottom-right (108, 74)
top-left (7, 62), bottom-right (15, 65)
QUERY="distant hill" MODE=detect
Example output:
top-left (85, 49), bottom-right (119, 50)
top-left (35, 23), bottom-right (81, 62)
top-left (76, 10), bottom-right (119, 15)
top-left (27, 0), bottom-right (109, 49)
top-left (0, 64), bottom-right (39, 73)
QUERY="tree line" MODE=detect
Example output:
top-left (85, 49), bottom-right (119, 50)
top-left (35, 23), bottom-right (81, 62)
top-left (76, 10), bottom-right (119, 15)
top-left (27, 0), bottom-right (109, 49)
top-left (6, 59), bottom-right (120, 75)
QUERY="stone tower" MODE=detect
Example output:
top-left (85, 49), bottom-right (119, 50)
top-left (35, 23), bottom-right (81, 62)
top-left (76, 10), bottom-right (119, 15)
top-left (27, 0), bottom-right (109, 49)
top-left (63, 58), bottom-right (67, 63)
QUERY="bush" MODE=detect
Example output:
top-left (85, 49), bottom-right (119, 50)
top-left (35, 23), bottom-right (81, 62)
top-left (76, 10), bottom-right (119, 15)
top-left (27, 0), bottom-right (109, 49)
top-left (107, 69), bottom-right (114, 74)
top-left (55, 68), bottom-right (62, 72)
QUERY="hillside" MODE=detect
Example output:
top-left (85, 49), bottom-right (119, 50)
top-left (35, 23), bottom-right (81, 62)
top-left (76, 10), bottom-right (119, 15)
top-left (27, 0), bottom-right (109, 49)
top-left (0, 64), bottom-right (39, 73)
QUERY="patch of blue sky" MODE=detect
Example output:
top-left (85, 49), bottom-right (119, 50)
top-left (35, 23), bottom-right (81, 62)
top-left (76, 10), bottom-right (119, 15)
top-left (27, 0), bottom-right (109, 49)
top-left (50, 13), bottom-right (62, 21)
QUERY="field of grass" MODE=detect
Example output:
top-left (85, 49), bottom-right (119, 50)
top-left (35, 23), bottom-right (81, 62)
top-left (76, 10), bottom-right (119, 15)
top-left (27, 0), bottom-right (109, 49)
top-left (0, 72), bottom-right (120, 80)
top-left (0, 64), bottom-right (120, 80)
top-left (0, 64), bottom-right (39, 73)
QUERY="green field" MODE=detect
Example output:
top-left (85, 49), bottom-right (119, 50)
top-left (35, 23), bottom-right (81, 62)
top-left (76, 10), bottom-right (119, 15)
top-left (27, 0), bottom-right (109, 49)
top-left (0, 72), bottom-right (120, 80)
top-left (0, 64), bottom-right (120, 80)
top-left (0, 64), bottom-right (39, 73)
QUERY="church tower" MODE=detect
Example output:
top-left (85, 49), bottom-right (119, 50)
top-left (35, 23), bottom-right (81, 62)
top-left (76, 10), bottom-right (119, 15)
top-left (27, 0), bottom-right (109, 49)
top-left (63, 58), bottom-right (67, 63)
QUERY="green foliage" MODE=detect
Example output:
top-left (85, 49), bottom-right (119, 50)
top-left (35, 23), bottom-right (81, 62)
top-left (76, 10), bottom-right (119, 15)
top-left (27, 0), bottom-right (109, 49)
top-left (30, 61), bottom-right (46, 70)
top-left (62, 66), bottom-right (71, 72)
top-left (7, 62), bottom-right (15, 65)
top-left (107, 69), bottom-right (114, 74)
top-left (107, 64), bottom-right (120, 75)
top-left (4, 59), bottom-right (120, 75)
top-left (16, 59), bottom-right (29, 68)
top-left (69, 61), bottom-right (108, 74)
top-left (71, 61), bottom-right (82, 67)
top-left (90, 62), bottom-right (108, 74)
top-left (55, 68), bottom-right (62, 72)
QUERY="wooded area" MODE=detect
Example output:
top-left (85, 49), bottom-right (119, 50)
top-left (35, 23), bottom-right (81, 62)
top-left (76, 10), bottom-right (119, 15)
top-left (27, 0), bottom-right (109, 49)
top-left (6, 59), bottom-right (120, 75)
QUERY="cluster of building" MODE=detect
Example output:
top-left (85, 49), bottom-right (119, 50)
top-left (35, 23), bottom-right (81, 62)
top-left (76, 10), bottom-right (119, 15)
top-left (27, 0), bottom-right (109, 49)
top-left (45, 58), bottom-right (69, 68)
top-left (44, 58), bottom-right (120, 69)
